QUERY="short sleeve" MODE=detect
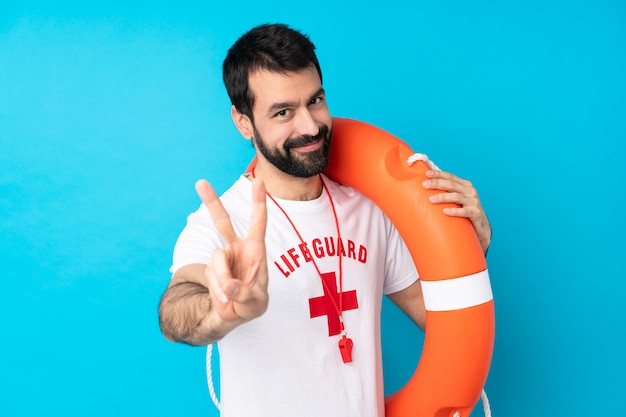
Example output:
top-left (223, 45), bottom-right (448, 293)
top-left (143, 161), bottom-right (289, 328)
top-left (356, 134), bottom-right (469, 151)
top-left (382, 220), bottom-right (419, 295)
top-left (169, 204), bottom-right (224, 274)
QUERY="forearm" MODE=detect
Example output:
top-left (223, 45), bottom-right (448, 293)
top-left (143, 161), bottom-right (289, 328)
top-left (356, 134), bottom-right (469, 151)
top-left (158, 281), bottom-right (239, 346)
top-left (388, 280), bottom-right (426, 331)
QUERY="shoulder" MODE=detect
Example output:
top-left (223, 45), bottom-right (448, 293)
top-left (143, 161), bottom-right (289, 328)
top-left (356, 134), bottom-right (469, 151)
top-left (182, 175), bottom-right (250, 225)
top-left (220, 175), bottom-right (252, 204)
top-left (322, 174), bottom-right (385, 215)
top-left (170, 176), bottom-right (250, 274)
top-left (323, 175), bottom-right (373, 203)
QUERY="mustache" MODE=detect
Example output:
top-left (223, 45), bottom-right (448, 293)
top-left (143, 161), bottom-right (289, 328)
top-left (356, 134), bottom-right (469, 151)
top-left (284, 125), bottom-right (330, 150)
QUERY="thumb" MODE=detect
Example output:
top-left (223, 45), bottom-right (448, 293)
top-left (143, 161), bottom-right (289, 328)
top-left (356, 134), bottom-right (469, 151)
top-left (220, 280), bottom-right (241, 303)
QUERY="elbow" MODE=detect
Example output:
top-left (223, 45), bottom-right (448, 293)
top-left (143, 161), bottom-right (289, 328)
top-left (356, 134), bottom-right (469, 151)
top-left (158, 299), bottom-right (183, 343)
top-left (158, 293), bottom-right (213, 346)
top-left (158, 294), bottom-right (193, 344)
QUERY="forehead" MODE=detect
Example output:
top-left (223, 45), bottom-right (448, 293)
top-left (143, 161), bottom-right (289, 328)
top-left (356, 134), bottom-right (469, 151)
top-left (248, 67), bottom-right (322, 112)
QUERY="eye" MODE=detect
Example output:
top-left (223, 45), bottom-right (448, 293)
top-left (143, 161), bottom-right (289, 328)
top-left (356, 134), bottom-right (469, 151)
top-left (309, 96), bottom-right (323, 106)
top-left (274, 109), bottom-right (289, 118)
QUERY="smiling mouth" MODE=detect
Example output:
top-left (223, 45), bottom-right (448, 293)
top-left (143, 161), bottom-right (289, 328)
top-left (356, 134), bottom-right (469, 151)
top-left (292, 138), bottom-right (323, 153)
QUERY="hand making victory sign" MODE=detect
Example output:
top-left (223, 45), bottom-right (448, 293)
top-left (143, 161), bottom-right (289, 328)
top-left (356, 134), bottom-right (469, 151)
top-left (195, 177), bottom-right (270, 327)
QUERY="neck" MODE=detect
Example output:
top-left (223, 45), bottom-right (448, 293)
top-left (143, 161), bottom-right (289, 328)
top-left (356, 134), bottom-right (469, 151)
top-left (251, 161), bottom-right (323, 201)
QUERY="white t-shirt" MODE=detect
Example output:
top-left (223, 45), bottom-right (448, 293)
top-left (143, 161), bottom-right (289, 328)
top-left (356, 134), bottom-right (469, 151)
top-left (171, 174), bottom-right (418, 417)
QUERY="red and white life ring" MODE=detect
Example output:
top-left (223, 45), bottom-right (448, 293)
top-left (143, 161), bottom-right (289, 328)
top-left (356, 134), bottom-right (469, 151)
top-left (324, 117), bottom-right (495, 417)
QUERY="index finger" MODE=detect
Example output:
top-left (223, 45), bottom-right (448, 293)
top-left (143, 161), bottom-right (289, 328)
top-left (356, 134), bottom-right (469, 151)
top-left (426, 170), bottom-right (457, 181)
top-left (247, 177), bottom-right (268, 241)
top-left (195, 179), bottom-right (237, 243)
top-left (425, 170), bottom-right (471, 190)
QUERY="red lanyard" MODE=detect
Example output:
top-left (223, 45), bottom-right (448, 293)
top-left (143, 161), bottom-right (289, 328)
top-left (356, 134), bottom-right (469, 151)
top-left (253, 172), bottom-right (354, 363)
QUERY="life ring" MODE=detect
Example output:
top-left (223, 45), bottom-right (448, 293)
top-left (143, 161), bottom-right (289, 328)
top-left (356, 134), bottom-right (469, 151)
top-left (325, 117), bottom-right (495, 417)
top-left (244, 117), bottom-right (495, 416)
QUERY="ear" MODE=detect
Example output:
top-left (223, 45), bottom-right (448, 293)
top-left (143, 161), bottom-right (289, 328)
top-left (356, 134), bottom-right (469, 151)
top-left (231, 105), bottom-right (254, 140)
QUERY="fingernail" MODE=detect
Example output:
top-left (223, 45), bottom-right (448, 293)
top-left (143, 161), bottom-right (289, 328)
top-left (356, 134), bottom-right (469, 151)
top-left (426, 170), bottom-right (434, 177)
top-left (429, 195), bottom-right (437, 202)
top-left (228, 286), bottom-right (239, 298)
top-left (443, 208), bottom-right (452, 215)
top-left (422, 180), bottom-right (431, 187)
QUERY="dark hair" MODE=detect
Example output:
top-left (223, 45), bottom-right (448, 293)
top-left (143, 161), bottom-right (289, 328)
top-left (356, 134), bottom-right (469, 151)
top-left (222, 23), bottom-right (323, 120)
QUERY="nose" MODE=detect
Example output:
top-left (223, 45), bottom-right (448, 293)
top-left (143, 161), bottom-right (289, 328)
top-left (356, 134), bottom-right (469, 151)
top-left (294, 109), bottom-right (320, 138)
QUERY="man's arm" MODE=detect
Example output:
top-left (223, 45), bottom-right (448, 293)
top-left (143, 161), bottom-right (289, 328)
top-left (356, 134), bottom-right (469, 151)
top-left (422, 169), bottom-right (492, 254)
top-left (387, 280), bottom-right (426, 330)
top-left (158, 263), bottom-right (244, 346)
top-left (158, 178), bottom-right (269, 346)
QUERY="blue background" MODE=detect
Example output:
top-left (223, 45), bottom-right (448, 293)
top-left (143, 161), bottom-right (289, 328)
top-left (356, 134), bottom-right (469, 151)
top-left (1, 1), bottom-right (624, 416)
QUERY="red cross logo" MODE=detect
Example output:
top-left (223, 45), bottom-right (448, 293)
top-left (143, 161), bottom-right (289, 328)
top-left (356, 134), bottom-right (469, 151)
top-left (309, 272), bottom-right (359, 336)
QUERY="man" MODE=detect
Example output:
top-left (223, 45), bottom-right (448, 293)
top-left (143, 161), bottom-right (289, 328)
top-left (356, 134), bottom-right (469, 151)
top-left (159, 23), bottom-right (491, 416)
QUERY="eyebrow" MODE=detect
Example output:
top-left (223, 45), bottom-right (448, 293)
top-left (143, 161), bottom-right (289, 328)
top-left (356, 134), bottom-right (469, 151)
top-left (266, 87), bottom-right (325, 116)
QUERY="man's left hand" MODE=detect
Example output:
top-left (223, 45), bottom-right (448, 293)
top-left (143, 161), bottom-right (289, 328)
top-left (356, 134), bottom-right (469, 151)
top-left (422, 169), bottom-right (492, 254)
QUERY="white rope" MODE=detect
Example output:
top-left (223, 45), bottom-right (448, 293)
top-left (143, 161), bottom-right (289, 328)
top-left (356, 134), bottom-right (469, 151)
top-left (481, 389), bottom-right (492, 417)
top-left (206, 343), bottom-right (220, 411)
top-left (207, 345), bottom-right (492, 417)
top-left (452, 389), bottom-right (491, 417)
top-left (406, 153), bottom-right (441, 171)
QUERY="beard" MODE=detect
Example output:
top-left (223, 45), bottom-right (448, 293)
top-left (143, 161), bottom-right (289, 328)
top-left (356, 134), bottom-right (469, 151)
top-left (252, 123), bottom-right (332, 178)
